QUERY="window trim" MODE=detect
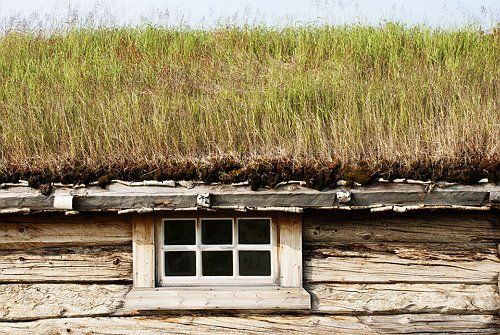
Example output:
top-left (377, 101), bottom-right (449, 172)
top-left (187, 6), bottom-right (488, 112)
top-left (126, 211), bottom-right (310, 311)
top-left (156, 216), bottom-right (279, 286)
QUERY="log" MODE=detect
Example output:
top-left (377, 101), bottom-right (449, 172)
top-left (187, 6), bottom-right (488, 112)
top-left (304, 243), bottom-right (500, 284)
top-left (0, 315), bottom-right (381, 335)
top-left (304, 211), bottom-right (499, 243)
top-left (0, 245), bottom-right (132, 283)
top-left (307, 283), bottom-right (500, 314)
top-left (2, 242), bottom-right (497, 285)
top-left (0, 282), bottom-right (496, 321)
top-left (0, 315), bottom-right (498, 335)
top-left (358, 314), bottom-right (500, 334)
top-left (0, 212), bottom-right (131, 225)
top-left (0, 218), bottom-right (131, 250)
top-left (0, 284), bottom-right (130, 321)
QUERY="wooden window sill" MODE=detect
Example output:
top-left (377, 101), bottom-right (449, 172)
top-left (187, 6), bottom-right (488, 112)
top-left (124, 286), bottom-right (311, 311)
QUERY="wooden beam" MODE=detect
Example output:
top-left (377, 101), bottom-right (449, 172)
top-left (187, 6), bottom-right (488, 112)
top-left (124, 287), bottom-right (310, 311)
top-left (308, 283), bottom-right (500, 315)
top-left (304, 242), bottom-right (500, 284)
top-left (132, 215), bottom-right (155, 288)
top-left (358, 314), bottom-right (500, 334)
top-left (0, 183), bottom-right (498, 212)
top-left (0, 314), bottom-right (498, 335)
top-left (303, 211), bottom-right (500, 243)
top-left (278, 213), bottom-right (303, 287)
top-left (0, 284), bottom-right (130, 321)
top-left (0, 245), bottom-right (132, 283)
top-left (0, 282), bottom-right (498, 321)
top-left (0, 219), bottom-right (131, 249)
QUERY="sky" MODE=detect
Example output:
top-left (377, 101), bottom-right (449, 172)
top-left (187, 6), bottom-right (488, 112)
top-left (0, 0), bottom-right (498, 30)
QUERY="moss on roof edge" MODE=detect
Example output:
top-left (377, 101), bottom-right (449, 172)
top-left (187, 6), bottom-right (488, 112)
top-left (1, 157), bottom-right (498, 192)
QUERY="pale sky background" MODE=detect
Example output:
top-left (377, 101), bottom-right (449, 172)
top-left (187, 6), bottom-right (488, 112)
top-left (0, 0), bottom-right (498, 30)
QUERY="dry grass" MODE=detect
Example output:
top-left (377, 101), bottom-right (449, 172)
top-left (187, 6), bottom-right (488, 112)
top-left (0, 24), bottom-right (498, 184)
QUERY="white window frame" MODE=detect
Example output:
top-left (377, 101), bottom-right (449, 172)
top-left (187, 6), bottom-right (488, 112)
top-left (125, 212), bottom-right (310, 311)
top-left (157, 216), bottom-right (279, 286)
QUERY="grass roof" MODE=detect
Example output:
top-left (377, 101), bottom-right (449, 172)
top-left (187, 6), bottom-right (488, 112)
top-left (0, 24), bottom-right (498, 187)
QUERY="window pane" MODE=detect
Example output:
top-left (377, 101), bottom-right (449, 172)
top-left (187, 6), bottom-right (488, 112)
top-left (238, 219), bottom-right (270, 244)
top-left (202, 251), bottom-right (233, 276)
top-left (239, 251), bottom-right (271, 276)
top-left (164, 219), bottom-right (196, 245)
top-left (164, 251), bottom-right (196, 276)
top-left (201, 219), bottom-right (232, 245)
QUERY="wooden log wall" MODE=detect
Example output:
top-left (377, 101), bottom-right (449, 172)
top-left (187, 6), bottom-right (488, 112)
top-left (0, 211), bottom-right (499, 334)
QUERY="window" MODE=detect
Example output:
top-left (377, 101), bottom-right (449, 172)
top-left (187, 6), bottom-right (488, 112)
top-left (158, 217), bottom-right (277, 286)
top-left (125, 212), bottom-right (310, 311)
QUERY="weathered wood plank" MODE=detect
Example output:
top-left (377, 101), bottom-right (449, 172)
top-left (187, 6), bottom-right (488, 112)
top-left (308, 283), bottom-right (500, 314)
top-left (0, 284), bottom-right (130, 321)
top-left (1, 183), bottom-right (498, 212)
top-left (124, 287), bottom-right (311, 311)
top-left (0, 315), bottom-right (379, 335)
top-left (61, 183), bottom-right (500, 210)
top-left (0, 245), bottom-right (132, 283)
top-left (0, 283), bottom-right (496, 321)
top-left (0, 212), bottom-right (131, 225)
top-left (0, 219), bottom-right (131, 249)
top-left (2, 242), bottom-right (497, 284)
top-left (359, 314), bottom-right (500, 335)
top-left (0, 314), bottom-right (498, 335)
top-left (2, 283), bottom-right (496, 321)
top-left (278, 213), bottom-right (303, 287)
top-left (304, 211), bottom-right (499, 243)
top-left (132, 215), bottom-right (155, 288)
top-left (304, 243), bottom-right (500, 284)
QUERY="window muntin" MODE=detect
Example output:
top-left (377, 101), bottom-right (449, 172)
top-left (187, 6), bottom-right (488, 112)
top-left (158, 217), bottom-right (277, 286)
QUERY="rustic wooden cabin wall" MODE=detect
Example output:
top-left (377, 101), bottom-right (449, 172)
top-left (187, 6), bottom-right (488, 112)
top-left (0, 210), bottom-right (498, 334)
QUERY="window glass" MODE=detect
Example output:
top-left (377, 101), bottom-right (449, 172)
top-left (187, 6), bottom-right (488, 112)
top-left (238, 219), bottom-right (270, 244)
top-left (164, 219), bottom-right (196, 245)
top-left (201, 219), bottom-right (233, 245)
top-left (161, 217), bottom-right (274, 283)
top-left (239, 251), bottom-right (271, 276)
top-left (164, 251), bottom-right (196, 276)
top-left (202, 251), bottom-right (233, 276)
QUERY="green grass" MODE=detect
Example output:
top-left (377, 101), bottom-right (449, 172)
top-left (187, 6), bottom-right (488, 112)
top-left (0, 24), bottom-right (498, 183)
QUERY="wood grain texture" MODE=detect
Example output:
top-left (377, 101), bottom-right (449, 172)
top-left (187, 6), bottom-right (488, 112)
top-left (0, 215), bottom-right (131, 250)
top-left (132, 215), bottom-right (155, 288)
top-left (0, 207), bottom-right (497, 333)
top-left (303, 211), bottom-right (499, 243)
top-left (0, 284), bottom-right (130, 321)
top-left (0, 245), bottom-right (132, 283)
top-left (278, 213), bottom-right (303, 287)
top-left (124, 287), bottom-right (311, 311)
top-left (0, 315), bottom-right (381, 335)
top-left (358, 314), bottom-right (500, 335)
top-left (1, 183), bottom-right (498, 212)
top-left (0, 314), bottom-right (498, 335)
top-left (308, 283), bottom-right (500, 314)
top-left (0, 283), bottom-right (496, 321)
top-left (0, 212), bottom-right (130, 224)
top-left (304, 242), bottom-right (500, 284)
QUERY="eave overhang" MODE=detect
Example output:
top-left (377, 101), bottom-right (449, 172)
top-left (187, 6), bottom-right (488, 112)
top-left (1, 180), bottom-right (499, 215)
